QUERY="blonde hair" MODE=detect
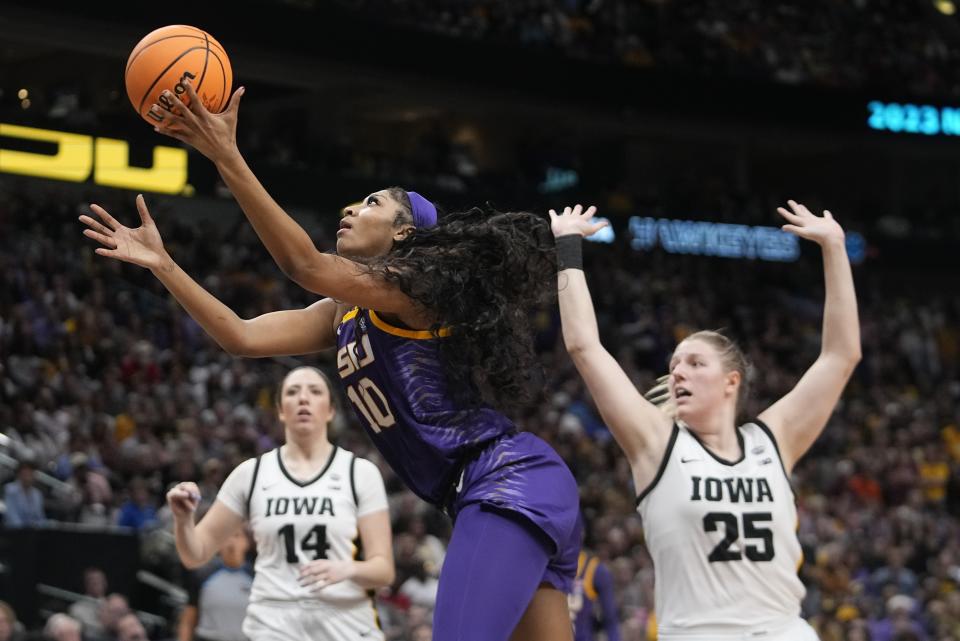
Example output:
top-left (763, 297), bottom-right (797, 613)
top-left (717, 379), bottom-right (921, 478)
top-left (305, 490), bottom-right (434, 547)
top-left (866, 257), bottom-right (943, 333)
top-left (646, 330), bottom-right (751, 419)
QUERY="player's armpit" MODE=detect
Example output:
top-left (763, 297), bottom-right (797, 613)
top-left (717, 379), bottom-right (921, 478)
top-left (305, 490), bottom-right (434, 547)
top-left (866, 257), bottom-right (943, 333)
top-left (570, 344), bottom-right (673, 484)
top-left (758, 353), bottom-right (859, 472)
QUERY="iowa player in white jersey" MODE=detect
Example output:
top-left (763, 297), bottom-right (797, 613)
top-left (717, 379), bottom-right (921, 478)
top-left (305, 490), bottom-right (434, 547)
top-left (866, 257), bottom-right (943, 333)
top-left (166, 367), bottom-right (394, 641)
top-left (552, 202), bottom-right (861, 641)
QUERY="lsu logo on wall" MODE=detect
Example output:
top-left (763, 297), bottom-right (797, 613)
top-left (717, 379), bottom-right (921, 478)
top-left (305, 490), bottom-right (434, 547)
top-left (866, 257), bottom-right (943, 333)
top-left (0, 123), bottom-right (190, 195)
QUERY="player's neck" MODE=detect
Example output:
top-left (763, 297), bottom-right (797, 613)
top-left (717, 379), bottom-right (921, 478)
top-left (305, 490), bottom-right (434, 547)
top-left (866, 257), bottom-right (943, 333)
top-left (686, 412), bottom-right (740, 460)
top-left (282, 438), bottom-right (333, 466)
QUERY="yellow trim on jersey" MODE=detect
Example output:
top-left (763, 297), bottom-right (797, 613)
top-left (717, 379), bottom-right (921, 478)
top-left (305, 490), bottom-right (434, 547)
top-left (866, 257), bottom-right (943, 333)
top-left (795, 516), bottom-right (804, 573)
top-left (369, 310), bottom-right (451, 339)
top-left (576, 552), bottom-right (600, 601)
top-left (584, 557), bottom-right (599, 601)
top-left (341, 307), bottom-right (359, 324)
top-left (369, 592), bottom-right (382, 630)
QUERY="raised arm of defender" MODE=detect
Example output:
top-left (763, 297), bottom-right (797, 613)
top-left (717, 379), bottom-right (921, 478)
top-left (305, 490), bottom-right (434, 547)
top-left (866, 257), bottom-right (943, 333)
top-left (551, 205), bottom-right (674, 493)
top-left (757, 200), bottom-right (861, 472)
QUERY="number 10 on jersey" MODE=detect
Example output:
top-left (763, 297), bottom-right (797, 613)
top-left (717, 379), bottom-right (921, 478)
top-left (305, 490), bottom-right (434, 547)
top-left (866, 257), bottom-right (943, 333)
top-left (346, 378), bottom-right (396, 433)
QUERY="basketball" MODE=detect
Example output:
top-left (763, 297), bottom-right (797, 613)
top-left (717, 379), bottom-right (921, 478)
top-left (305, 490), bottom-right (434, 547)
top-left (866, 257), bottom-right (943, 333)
top-left (124, 25), bottom-right (232, 125)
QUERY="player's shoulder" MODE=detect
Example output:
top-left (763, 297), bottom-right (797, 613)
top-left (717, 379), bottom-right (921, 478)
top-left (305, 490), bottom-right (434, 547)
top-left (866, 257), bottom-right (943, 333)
top-left (226, 456), bottom-right (259, 479)
top-left (738, 418), bottom-right (779, 446)
top-left (339, 449), bottom-right (385, 485)
top-left (224, 449), bottom-right (276, 484)
top-left (336, 304), bottom-right (360, 326)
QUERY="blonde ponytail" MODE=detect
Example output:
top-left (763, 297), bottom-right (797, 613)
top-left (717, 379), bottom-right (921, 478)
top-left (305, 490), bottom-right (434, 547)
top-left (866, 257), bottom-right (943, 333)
top-left (645, 374), bottom-right (677, 420)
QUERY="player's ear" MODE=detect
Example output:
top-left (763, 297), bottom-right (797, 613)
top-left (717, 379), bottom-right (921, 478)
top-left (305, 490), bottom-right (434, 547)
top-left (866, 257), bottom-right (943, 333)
top-left (393, 224), bottom-right (414, 242)
top-left (725, 370), bottom-right (741, 397)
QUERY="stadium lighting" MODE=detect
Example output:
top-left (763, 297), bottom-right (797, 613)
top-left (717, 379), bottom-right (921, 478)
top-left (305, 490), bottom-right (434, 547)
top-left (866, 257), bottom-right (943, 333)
top-left (934, 0), bottom-right (956, 15)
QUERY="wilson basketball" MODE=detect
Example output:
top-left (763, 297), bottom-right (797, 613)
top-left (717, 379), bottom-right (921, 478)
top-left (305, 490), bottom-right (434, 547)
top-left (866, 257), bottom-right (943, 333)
top-left (125, 25), bottom-right (233, 125)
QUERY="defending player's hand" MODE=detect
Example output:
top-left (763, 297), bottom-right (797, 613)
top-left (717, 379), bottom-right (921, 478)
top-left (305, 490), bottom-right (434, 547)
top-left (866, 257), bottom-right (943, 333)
top-left (166, 482), bottom-right (201, 520)
top-left (151, 79), bottom-right (245, 164)
top-left (80, 195), bottom-right (170, 270)
top-left (549, 204), bottom-right (607, 238)
top-left (298, 559), bottom-right (356, 592)
top-left (777, 200), bottom-right (845, 247)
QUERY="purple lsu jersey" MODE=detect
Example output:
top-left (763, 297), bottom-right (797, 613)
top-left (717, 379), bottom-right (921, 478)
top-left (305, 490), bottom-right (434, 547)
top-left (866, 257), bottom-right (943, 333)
top-left (336, 307), bottom-right (583, 589)
top-left (335, 307), bottom-right (517, 506)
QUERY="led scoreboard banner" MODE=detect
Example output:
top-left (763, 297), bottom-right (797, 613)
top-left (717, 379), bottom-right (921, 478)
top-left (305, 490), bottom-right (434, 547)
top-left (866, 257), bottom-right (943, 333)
top-left (867, 101), bottom-right (960, 136)
top-left (627, 217), bottom-right (866, 264)
top-left (0, 123), bottom-right (190, 195)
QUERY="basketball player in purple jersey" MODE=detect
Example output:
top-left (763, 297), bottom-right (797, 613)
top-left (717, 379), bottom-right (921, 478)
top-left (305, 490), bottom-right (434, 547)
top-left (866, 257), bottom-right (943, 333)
top-left (80, 83), bottom-right (581, 641)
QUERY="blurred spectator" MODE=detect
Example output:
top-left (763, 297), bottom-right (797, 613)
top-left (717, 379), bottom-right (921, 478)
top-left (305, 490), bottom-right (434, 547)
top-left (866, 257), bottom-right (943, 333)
top-left (90, 594), bottom-right (131, 641)
top-left (3, 460), bottom-right (45, 528)
top-left (571, 549), bottom-right (621, 641)
top-left (178, 530), bottom-right (253, 641)
top-left (42, 614), bottom-right (81, 641)
top-left (67, 567), bottom-right (109, 636)
top-left (70, 453), bottom-right (113, 506)
top-left (868, 594), bottom-right (928, 641)
top-left (410, 623), bottom-right (432, 641)
top-left (917, 445), bottom-right (950, 506)
top-left (194, 459), bottom-right (226, 517)
top-left (0, 602), bottom-right (22, 641)
top-left (115, 614), bottom-right (150, 641)
top-left (116, 477), bottom-right (158, 531)
top-left (406, 516), bottom-right (445, 575)
top-left (869, 549), bottom-right (919, 598)
top-left (397, 552), bottom-right (439, 610)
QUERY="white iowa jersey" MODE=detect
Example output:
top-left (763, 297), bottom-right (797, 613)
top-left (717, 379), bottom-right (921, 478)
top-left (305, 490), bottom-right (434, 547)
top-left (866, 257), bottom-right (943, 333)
top-left (218, 446), bottom-right (388, 605)
top-left (637, 421), bottom-right (804, 634)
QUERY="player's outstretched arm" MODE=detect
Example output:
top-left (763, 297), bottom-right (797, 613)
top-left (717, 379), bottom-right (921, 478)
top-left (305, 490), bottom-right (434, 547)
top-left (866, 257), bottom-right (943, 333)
top-left (758, 200), bottom-right (861, 472)
top-left (551, 205), bottom-right (673, 484)
top-left (167, 482), bottom-right (244, 569)
top-left (151, 82), bottom-right (418, 317)
top-left (80, 196), bottom-right (338, 356)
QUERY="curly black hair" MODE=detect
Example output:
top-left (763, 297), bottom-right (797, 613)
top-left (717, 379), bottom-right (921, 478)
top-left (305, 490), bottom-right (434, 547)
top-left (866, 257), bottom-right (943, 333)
top-left (367, 205), bottom-right (556, 413)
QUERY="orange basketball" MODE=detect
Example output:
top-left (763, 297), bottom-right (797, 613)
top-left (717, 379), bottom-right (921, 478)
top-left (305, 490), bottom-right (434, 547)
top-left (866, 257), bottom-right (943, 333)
top-left (125, 25), bottom-right (233, 125)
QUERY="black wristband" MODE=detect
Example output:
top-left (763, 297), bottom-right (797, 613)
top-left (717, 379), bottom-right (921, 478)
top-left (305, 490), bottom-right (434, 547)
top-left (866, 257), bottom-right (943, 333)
top-left (556, 234), bottom-right (583, 271)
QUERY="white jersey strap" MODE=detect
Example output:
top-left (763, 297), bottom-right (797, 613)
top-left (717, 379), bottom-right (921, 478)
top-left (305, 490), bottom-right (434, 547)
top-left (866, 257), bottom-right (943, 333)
top-left (751, 418), bottom-right (792, 485)
top-left (349, 453), bottom-right (359, 506)
top-left (636, 423), bottom-right (680, 506)
top-left (245, 453), bottom-right (264, 518)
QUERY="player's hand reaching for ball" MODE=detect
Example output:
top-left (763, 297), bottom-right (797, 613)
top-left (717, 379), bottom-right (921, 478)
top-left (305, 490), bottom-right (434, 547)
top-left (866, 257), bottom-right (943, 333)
top-left (549, 204), bottom-right (607, 239)
top-left (166, 482), bottom-right (202, 521)
top-left (299, 559), bottom-right (356, 593)
top-left (152, 79), bottom-right (244, 164)
top-left (777, 200), bottom-right (846, 248)
top-left (80, 195), bottom-right (170, 271)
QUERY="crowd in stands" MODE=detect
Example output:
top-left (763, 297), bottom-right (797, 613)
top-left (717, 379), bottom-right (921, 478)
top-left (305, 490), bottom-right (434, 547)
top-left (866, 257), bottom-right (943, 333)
top-left (1, 177), bottom-right (958, 640)
top-left (337, 0), bottom-right (960, 97)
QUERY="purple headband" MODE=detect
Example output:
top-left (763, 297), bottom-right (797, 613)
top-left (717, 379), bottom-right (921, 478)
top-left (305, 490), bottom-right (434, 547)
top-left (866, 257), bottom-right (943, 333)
top-left (407, 191), bottom-right (437, 229)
